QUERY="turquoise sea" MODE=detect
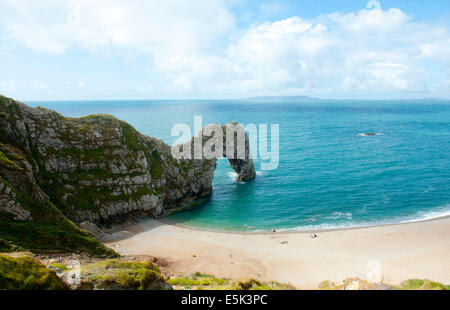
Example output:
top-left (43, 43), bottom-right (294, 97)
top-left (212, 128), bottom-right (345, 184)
top-left (28, 99), bottom-right (450, 231)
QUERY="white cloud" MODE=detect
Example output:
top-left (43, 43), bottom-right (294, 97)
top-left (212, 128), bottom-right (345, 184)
top-left (65, 81), bottom-right (86, 87)
top-left (420, 39), bottom-right (450, 65)
top-left (0, 0), bottom-right (234, 54)
top-left (328, 7), bottom-right (410, 34)
top-left (150, 2), bottom-right (450, 97)
top-left (188, 3), bottom-right (449, 97)
top-left (366, 0), bottom-right (381, 10)
top-left (0, 80), bottom-right (17, 92)
top-left (137, 84), bottom-right (152, 93)
top-left (167, 76), bottom-right (192, 91)
top-left (343, 62), bottom-right (426, 92)
top-left (31, 81), bottom-right (49, 90)
top-left (0, 0), bottom-right (449, 97)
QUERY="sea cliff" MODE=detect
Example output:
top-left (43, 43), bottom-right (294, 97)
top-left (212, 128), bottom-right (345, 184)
top-left (0, 95), bottom-right (255, 254)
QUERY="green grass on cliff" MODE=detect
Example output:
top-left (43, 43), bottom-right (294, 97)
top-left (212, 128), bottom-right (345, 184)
top-left (81, 260), bottom-right (167, 290)
top-left (150, 150), bottom-right (163, 178)
top-left (168, 273), bottom-right (294, 290)
top-left (80, 114), bottom-right (119, 121)
top-left (398, 279), bottom-right (449, 290)
top-left (1, 95), bottom-right (184, 258)
top-left (27, 110), bottom-right (166, 212)
top-left (49, 262), bottom-right (69, 272)
top-left (0, 217), bottom-right (118, 257)
top-left (318, 278), bottom-right (449, 290)
top-left (121, 121), bottom-right (141, 151)
top-left (0, 255), bottom-right (68, 290)
top-left (168, 273), bottom-right (228, 289)
top-left (0, 202), bottom-right (118, 257)
top-left (0, 96), bottom-right (162, 256)
top-left (80, 114), bottom-right (142, 151)
top-left (0, 173), bottom-right (117, 257)
top-left (0, 148), bottom-right (22, 170)
top-left (0, 239), bottom-right (17, 252)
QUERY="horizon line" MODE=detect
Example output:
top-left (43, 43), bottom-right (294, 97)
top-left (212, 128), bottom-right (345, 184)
top-left (16, 96), bottom-right (450, 103)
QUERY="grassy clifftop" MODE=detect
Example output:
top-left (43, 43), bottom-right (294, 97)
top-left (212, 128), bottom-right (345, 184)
top-left (168, 273), bottom-right (295, 290)
top-left (0, 95), bottom-right (254, 257)
top-left (0, 94), bottom-right (217, 221)
top-left (0, 255), bottom-right (169, 290)
top-left (0, 255), bottom-right (68, 290)
top-left (0, 95), bottom-right (118, 256)
top-left (0, 94), bottom-right (222, 256)
top-left (80, 260), bottom-right (168, 290)
top-left (1, 254), bottom-right (448, 291)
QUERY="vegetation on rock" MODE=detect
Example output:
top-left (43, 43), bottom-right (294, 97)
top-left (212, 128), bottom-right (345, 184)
top-left (0, 254), bottom-right (68, 290)
top-left (397, 279), bottom-right (449, 290)
top-left (0, 95), bottom-right (255, 256)
top-left (0, 141), bottom-right (117, 256)
top-left (318, 277), bottom-right (449, 290)
top-left (49, 262), bottom-right (69, 272)
top-left (0, 214), bottom-right (118, 257)
top-left (80, 259), bottom-right (168, 290)
top-left (0, 148), bottom-right (22, 170)
top-left (0, 254), bottom-right (448, 291)
top-left (168, 272), bottom-right (294, 290)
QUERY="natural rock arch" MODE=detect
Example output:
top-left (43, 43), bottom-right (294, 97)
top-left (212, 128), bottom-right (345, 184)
top-left (0, 96), bottom-right (256, 227)
top-left (173, 122), bottom-right (256, 183)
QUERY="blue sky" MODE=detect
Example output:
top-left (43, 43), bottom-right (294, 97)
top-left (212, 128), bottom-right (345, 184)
top-left (0, 0), bottom-right (449, 101)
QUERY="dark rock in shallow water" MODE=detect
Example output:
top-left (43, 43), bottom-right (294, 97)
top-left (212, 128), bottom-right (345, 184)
top-left (361, 133), bottom-right (377, 136)
top-left (0, 95), bottom-right (255, 237)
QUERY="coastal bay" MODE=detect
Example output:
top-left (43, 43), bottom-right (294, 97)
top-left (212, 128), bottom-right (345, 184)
top-left (106, 217), bottom-right (450, 289)
top-left (2, 0), bottom-right (450, 294)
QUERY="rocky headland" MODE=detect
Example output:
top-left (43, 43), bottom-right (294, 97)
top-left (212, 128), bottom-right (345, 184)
top-left (0, 95), bottom-right (255, 254)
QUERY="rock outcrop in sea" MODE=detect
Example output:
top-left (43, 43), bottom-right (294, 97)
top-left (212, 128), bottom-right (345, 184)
top-left (0, 95), bottom-right (255, 253)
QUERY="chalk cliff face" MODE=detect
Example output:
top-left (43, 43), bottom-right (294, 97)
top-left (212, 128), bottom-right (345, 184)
top-left (0, 95), bottom-right (255, 236)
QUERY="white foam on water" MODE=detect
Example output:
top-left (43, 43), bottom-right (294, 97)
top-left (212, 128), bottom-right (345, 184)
top-left (325, 211), bottom-right (353, 220)
top-left (171, 204), bottom-right (450, 233)
top-left (255, 170), bottom-right (267, 177)
top-left (276, 222), bottom-right (371, 232)
top-left (275, 204), bottom-right (450, 233)
top-left (398, 204), bottom-right (450, 224)
top-left (227, 170), bottom-right (265, 183)
top-left (227, 171), bottom-right (239, 183)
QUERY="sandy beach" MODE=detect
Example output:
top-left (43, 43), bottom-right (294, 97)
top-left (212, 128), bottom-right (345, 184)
top-left (105, 217), bottom-right (450, 289)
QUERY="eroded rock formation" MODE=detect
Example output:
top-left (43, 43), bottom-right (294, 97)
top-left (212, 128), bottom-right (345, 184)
top-left (177, 122), bottom-right (256, 183)
top-left (0, 95), bottom-right (255, 232)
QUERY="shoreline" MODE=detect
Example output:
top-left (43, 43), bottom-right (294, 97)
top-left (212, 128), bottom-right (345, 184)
top-left (105, 216), bottom-right (450, 289)
top-left (155, 213), bottom-right (450, 235)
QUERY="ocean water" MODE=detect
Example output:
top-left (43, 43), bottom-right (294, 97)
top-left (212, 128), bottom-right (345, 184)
top-left (27, 99), bottom-right (450, 231)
